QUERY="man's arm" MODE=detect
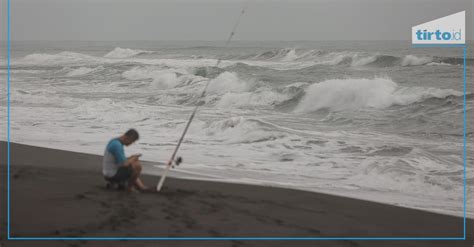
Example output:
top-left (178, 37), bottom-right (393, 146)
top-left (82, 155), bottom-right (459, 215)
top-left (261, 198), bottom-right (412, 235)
top-left (123, 154), bottom-right (141, 167)
top-left (108, 141), bottom-right (129, 166)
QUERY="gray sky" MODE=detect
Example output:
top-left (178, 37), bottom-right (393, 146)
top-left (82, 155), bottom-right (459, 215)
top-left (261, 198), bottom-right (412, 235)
top-left (1, 0), bottom-right (473, 41)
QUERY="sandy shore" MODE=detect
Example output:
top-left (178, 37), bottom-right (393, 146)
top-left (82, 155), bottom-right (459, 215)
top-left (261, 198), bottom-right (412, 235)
top-left (0, 141), bottom-right (472, 247)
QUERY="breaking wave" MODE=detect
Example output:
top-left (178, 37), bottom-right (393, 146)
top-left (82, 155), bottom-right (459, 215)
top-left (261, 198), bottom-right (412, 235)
top-left (205, 72), bottom-right (296, 108)
top-left (207, 72), bottom-right (253, 94)
top-left (121, 66), bottom-right (198, 89)
top-left (104, 47), bottom-right (154, 58)
top-left (400, 55), bottom-right (433, 66)
top-left (294, 78), bottom-right (464, 112)
top-left (16, 48), bottom-right (470, 72)
top-left (119, 67), bottom-right (466, 113)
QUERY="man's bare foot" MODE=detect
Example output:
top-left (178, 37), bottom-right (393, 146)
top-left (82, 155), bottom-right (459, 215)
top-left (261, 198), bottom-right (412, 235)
top-left (136, 185), bottom-right (151, 192)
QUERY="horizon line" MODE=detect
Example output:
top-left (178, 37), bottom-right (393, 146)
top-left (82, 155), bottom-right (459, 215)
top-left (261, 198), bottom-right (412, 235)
top-left (1, 39), bottom-right (473, 43)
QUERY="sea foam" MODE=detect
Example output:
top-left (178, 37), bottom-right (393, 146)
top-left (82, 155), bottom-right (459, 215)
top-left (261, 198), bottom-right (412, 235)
top-left (104, 47), bottom-right (154, 58)
top-left (294, 78), bottom-right (463, 112)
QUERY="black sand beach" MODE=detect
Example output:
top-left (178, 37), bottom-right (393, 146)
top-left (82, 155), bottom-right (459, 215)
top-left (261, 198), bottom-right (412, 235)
top-left (0, 142), bottom-right (472, 247)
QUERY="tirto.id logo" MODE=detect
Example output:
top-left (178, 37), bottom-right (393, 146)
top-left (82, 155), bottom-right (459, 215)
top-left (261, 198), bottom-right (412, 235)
top-left (412, 11), bottom-right (465, 45)
top-left (415, 29), bottom-right (462, 41)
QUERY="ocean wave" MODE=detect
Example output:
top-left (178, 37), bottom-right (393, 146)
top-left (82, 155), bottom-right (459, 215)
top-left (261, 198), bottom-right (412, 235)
top-left (214, 89), bottom-right (291, 109)
top-left (131, 70), bottom-right (466, 113)
top-left (293, 77), bottom-right (463, 113)
top-left (254, 48), bottom-right (323, 62)
top-left (20, 51), bottom-right (96, 65)
top-left (203, 117), bottom-right (287, 144)
top-left (205, 72), bottom-right (297, 108)
top-left (66, 66), bottom-right (104, 77)
top-left (207, 72), bottom-right (254, 94)
top-left (426, 62), bottom-right (452, 66)
top-left (13, 47), bottom-right (472, 71)
top-left (121, 69), bottom-right (267, 105)
top-left (355, 155), bottom-right (462, 197)
top-left (131, 70), bottom-right (299, 108)
top-left (401, 55), bottom-right (433, 66)
top-left (280, 48), bottom-right (299, 62)
top-left (350, 54), bottom-right (378, 67)
top-left (251, 48), bottom-right (468, 67)
top-left (16, 50), bottom-right (213, 69)
top-left (104, 47), bottom-right (154, 58)
top-left (315, 53), bottom-right (432, 67)
top-left (122, 66), bottom-right (198, 89)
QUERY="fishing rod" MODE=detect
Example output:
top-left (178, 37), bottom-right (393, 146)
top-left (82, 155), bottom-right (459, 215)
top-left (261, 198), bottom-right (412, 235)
top-left (156, 1), bottom-right (250, 192)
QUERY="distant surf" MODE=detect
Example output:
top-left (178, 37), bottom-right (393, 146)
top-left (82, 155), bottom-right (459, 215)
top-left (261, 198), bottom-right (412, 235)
top-left (104, 47), bottom-right (155, 58)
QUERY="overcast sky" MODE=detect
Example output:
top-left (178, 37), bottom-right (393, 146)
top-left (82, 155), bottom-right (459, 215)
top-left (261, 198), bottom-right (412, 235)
top-left (1, 0), bottom-right (473, 41)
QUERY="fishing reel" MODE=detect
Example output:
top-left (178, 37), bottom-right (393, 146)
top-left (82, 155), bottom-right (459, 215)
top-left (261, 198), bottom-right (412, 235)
top-left (171, 156), bottom-right (183, 168)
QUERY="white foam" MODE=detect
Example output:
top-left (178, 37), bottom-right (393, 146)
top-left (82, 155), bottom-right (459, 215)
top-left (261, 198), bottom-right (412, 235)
top-left (122, 66), bottom-right (188, 89)
top-left (426, 62), bottom-right (452, 66)
top-left (401, 55), bottom-right (433, 66)
top-left (294, 77), bottom-right (463, 113)
top-left (215, 89), bottom-right (289, 109)
top-left (280, 49), bottom-right (298, 62)
top-left (255, 48), bottom-right (321, 62)
top-left (104, 47), bottom-right (153, 58)
top-left (20, 52), bottom-right (96, 65)
top-left (207, 72), bottom-right (252, 94)
top-left (351, 54), bottom-right (378, 67)
top-left (203, 117), bottom-right (287, 144)
top-left (15, 50), bottom-right (217, 70)
top-left (203, 72), bottom-right (293, 108)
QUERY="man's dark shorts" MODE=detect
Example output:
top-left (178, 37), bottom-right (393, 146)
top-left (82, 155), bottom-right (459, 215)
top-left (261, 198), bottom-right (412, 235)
top-left (106, 166), bottom-right (132, 183)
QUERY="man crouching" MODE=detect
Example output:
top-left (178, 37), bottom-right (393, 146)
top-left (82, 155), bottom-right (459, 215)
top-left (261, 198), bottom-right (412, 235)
top-left (103, 129), bottom-right (147, 192)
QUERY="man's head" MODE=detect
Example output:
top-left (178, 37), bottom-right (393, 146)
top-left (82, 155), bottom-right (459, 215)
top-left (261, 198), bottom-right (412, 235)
top-left (121, 128), bottom-right (139, 146)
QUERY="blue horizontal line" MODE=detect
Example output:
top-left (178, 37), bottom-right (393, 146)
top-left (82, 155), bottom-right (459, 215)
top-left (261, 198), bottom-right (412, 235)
top-left (9, 237), bottom-right (466, 241)
top-left (412, 44), bottom-right (466, 48)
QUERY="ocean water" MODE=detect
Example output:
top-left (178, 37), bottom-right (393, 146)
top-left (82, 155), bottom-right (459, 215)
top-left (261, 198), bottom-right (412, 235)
top-left (0, 40), bottom-right (472, 217)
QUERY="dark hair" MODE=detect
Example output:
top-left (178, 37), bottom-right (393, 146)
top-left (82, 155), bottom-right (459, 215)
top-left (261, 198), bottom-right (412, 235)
top-left (125, 128), bottom-right (139, 140)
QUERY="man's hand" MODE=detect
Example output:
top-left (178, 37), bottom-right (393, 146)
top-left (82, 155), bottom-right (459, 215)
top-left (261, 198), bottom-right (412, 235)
top-left (132, 153), bottom-right (142, 159)
top-left (123, 154), bottom-right (141, 167)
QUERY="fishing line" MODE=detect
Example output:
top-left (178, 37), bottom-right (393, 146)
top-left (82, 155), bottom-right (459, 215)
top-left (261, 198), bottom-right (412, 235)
top-left (157, 1), bottom-right (250, 191)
